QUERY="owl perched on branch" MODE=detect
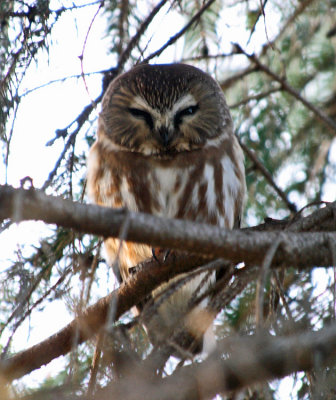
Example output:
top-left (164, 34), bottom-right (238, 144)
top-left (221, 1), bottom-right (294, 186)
top-left (87, 63), bottom-right (246, 353)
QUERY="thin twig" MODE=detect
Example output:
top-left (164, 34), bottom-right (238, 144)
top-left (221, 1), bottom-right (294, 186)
top-left (237, 136), bottom-right (297, 213)
top-left (260, 0), bottom-right (316, 55)
top-left (84, 241), bottom-right (102, 305)
top-left (229, 86), bottom-right (281, 108)
top-left (143, 0), bottom-right (216, 63)
top-left (42, 130), bottom-right (78, 190)
top-left (116, 0), bottom-right (129, 55)
top-left (273, 271), bottom-right (295, 326)
top-left (20, 71), bottom-right (102, 97)
top-left (328, 237), bottom-right (336, 320)
top-left (46, 92), bottom-right (102, 147)
top-left (259, 0), bottom-right (271, 45)
top-left (107, 212), bottom-right (131, 328)
top-left (234, 43), bottom-right (336, 136)
top-left (0, 263), bottom-right (52, 338)
top-left (117, 0), bottom-right (168, 70)
top-left (87, 332), bottom-right (104, 397)
top-left (220, 66), bottom-right (259, 90)
top-left (246, 0), bottom-right (269, 45)
top-left (1, 266), bottom-right (72, 358)
top-left (79, 1), bottom-right (104, 106)
top-left (255, 234), bottom-right (283, 330)
top-left (181, 51), bottom-right (235, 63)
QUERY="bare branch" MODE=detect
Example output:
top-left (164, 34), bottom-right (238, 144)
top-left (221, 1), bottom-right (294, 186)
top-left (229, 86), bottom-right (281, 108)
top-left (0, 185), bottom-right (335, 268)
top-left (95, 323), bottom-right (336, 400)
top-left (117, 0), bottom-right (168, 70)
top-left (287, 202), bottom-right (336, 232)
top-left (237, 137), bottom-right (297, 213)
top-left (220, 66), bottom-right (258, 90)
top-left (234, 43), bottom-right (336, 136)
top-left (0, 252), bottom-right (211, 381)
top-left (1, 185), bottom-right (335, 381)
top-left (261, 0), bottom-right (316, 53)
top-left (143, 0), bottom-right (216, 63)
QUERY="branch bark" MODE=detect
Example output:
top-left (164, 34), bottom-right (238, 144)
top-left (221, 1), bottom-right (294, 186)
top-left (1, 185), bottom-right (335, 381)
top-left (95, 323), bottom-right (336, 400)
top-left (0, 185), bottom-right (335, 268)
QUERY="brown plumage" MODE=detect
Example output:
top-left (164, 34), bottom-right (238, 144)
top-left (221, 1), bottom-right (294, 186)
top-left (87, 63), bottom-right (246, 352)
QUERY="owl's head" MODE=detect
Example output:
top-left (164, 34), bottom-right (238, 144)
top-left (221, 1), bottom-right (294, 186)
top-left (98, 63), bottom-right (233, 157)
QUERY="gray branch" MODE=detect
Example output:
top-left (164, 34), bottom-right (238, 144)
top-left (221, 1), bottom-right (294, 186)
top-left (1, 184), bottom-right (336, 382)
top-left (95, 323), bottom-right (336, 400)
top-left (1, 185), bottom-right (335, 268)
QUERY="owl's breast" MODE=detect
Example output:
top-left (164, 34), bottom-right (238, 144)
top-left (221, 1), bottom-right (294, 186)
top-left (149, 166), bottom-right (190, 218)
top-left (87, 138), bottom-right (245, 230)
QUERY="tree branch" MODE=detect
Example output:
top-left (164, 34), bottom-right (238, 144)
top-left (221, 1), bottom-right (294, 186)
top-left (0, 185), bottom-right (335, 268)
top-left (233, 43), bottom-right (336, 136)
top-left (238, 137), bottom-right (297, 213)
top-left (1, 185), bottom-right (335, 381)
top-left (0, 252), bottom-right (209, 381)
top-left (143, 0), bottom-right (216, 63)
top-left (117, 0), bottom-right (168, 70)
top-left (95, 323), bottom-right (336, 400)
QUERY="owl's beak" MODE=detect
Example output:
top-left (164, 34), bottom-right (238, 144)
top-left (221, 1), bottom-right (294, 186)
top-left (157, 126), bottom-right (172, 148)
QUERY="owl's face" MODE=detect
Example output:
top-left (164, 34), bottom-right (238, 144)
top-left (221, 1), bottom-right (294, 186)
top-left (99, 64), bottom-right (233, 157)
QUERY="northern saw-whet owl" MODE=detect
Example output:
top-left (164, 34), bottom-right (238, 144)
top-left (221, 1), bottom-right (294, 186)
top-left (87, 63), bottom-right (246, 353)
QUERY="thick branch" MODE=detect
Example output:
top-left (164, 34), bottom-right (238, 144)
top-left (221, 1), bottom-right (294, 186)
top-left (1, 186), bottom-right (335, 380)
top-left (0, 185), bottom-right (335, 268)
top-left (96, 323), bottom-right (336, 400)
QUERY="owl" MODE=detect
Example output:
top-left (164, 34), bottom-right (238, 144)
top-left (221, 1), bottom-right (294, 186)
top-left (87, 63), bottom-right (246, 353)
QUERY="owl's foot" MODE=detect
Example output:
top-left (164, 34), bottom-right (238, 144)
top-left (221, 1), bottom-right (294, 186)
top-left (152, 247), bottom-right (160, 263)
top-left (163, 249), bottom-right (171, 262)
top-left (151, 248), bottom-right (171, 263)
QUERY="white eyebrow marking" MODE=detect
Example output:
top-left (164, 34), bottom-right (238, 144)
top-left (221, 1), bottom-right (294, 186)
top-left (171, 94), bottom-right (197, 115)
top-left (130, 96), bottom-right (160, 118)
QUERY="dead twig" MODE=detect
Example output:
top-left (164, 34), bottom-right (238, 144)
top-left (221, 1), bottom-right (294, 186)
top-left (234, 43), bottom-right (336, 136)
top-left (255, 234), bottom-right (283, 330)
top-left (143, 0), bottom-right (216, 63)
top-left (237, 137), bottom-right (297, 213)
top-left (117, 0), bottom-right (169, 70)
top-left (94, 323), bottom-right (336, 400)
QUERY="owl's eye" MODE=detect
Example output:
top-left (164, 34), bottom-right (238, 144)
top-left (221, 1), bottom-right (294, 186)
top-left (181, 105), bottom-right (199, 116)
top-left (128, 108), bottom-right (154, 129)
top-left (174, 105), bottom-right (199, 126)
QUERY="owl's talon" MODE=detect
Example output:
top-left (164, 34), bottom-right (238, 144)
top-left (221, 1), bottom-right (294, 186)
top-left (163, 249), bottom-right (171, 262)
top-left (151, 248), bottom-right (170, 263)
top-left (152, 248), bottom-right (160, 263)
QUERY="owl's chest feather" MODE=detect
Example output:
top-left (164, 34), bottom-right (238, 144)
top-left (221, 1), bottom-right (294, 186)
top-left (149, 166), bottom-right (189, 218)
top-left (88, 140), bottom-right (245, 230)
top-left (117, 156), bottom-right (240, 229)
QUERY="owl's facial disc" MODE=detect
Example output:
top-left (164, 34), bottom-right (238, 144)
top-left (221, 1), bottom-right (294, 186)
top-left (128, 94), bottom-right (199, 156)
